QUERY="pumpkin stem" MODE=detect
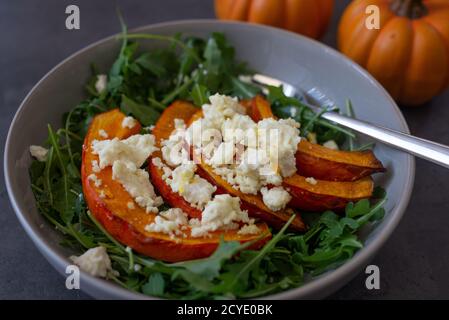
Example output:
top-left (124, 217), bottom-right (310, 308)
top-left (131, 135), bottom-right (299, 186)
top-left (390, 0), bottom-right (428, 19)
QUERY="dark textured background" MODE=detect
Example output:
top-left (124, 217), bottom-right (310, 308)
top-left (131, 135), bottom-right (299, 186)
top-left (1, 0), bottom-right (448, 299)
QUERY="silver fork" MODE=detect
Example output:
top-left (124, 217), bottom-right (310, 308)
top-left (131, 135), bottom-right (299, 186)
top-left (243, 73), bottom-right (449, 169)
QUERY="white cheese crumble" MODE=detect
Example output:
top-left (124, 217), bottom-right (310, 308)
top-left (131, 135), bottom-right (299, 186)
top-left (144, 195), bottom-right (260, 239)
top-left (260, 187), bottom-right (292, 211)
top-left (92, 134), bottom-right (157, 170)
top-left (190, 194), bottom-right (256, 238)
top-left (145, 208), bottom-right (189, 238)
top-left (98, 129), bottom-right (108, 138)
top-left (122, 116), bottom-right (137, 129)
top-left (70, 246), bottom-right (113, 278)
top-left (161, 121), bottom-right (190, 167)
top-left (88, 173), bottom-right (102, 187)
top-left (91, 160), bottom-right (101, 173)
top-left (201, 94), bottom-right (246, 131)
top-left (112, 160), bottom-right (163, 213)
top-left (29, 145), bottom-right (48, 162)
top-left (237, 224), bottom-right (261, 235)
top-left (160, 160), bottom-right (216, 209)
top-left (152, 157), bottom-right (164, 168)
top-left (187, 93), bottom-right (301, 195)
top-left (95, 74), bottom-right (108, 94)
top-left (305, 177), bottom-right (318, 185)
top-left (323, 140), bottom-right (339, 150)
top-left (133, 264), bottom-right (142, 272)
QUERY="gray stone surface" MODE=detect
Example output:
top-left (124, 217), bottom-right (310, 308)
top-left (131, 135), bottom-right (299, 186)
top-left (1, 0), bottom-right (448, 299)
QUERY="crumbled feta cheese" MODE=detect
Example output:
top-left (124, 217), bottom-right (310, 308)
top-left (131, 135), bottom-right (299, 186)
top-left (323, 140), bottom-right (339, 150)
top-left (260, 187), bottom-right (292, 211)
top-left (168, 162), bottom-right (216, 209)
top-left (133, 264), bottom-right (142, 272)
top-left (99, 129), bottom-right (108, 138)
top-left (169, 162), bottom-right (196, 194)
top-left (161, 124), bottom-right (190, 167)
top-left (161, 139), bottom-right (189, 167)
top-left (99, 190), bottom-right (106, 198)
top-left (162, 166), bottom-right (172, 180)
top-left (208, 142), bottom-right (235, 166)
top-left (88, 173), bottom-right (102, 187)
top-left (112, 160), bottom-right (163, 213)
top-left (174, 118), bottom-right (186, 130)
top-left (122, 116), bottom-right (137, 129)
top-left (143, 125), bottom-right (155, 132)
top-left (238, 224), bottom-right (261, 235)
top-left (187, 95), bottom-right (301, 195)
top-left (190, 194), bottom-right (253, 237)
top-left (70, 246), bottom-right (113, 278)
top-left (92, 134), bottom-right (157, 170)
top-left (290, 107), bottom-right (297, 117)
top-left (260, 185), bottom-right (289, 207)
top-left (257, 118), bottom-right (301, 177)
top-left (201, 94), bottom-right (246, 130)
top-left (152, 157), bottom-right (164, 168)
top-left (127, 202), bottom-right (135, 209)
top-left (305, 177), bottom-right (318, 185)
top-left (91, 160), bottom-right (101, 173)
top-left (95, 74), bottom-right (108, 94)
top-left (144, 195), bottom-right (260, 238)
top-left (29, 145), bottom-right (48, 162)
top-left (222, 114), bottom-right (256, 146)
top-left (145, 208), bottom-right (189, 238)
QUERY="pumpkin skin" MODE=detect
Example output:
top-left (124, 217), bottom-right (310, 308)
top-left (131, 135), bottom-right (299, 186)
top-left (338, 0), bottom-right (449, 106)
top-left (214, 0), bottom-right (335, 39)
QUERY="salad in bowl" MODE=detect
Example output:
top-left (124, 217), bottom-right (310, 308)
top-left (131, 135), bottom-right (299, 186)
top-left (27, 25), bottom-right (387, 299)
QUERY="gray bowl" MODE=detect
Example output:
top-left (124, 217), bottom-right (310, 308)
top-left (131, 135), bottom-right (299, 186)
top-left (4, 20), bottom-right (414, 299)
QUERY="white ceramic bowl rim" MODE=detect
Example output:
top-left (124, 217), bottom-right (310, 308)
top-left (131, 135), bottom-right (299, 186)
top-left (4, 19), bottom-right (415, 300)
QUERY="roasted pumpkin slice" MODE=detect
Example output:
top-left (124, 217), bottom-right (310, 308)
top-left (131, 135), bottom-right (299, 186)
top-left (149, 101), bottom-right (203, 219)
top-left (283, 175), bottom-right (374, 212)
top-left (296, 140), bottom-right (385, 181)
top-left (251, 95), bottom-right (385, 181)
top-left (82, 108), bottom-right (270, 262)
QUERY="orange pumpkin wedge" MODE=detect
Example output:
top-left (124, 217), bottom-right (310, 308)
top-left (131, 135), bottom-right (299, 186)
top-left (283, 175), bottom-right (374, 212)
top-left (82, 108), bottom-right (271, 262)
top-left (296, 140), bottom-right (385, 181)
top-left (251, 95), bottom-right (385, 181)
top-left (149, 101), bottom-right (203, 219)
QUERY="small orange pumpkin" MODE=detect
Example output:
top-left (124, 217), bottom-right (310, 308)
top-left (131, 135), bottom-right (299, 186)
top-left (338, 0), bottom-right (449, 106)
top-left (214, 0), bottom-right (335, 39)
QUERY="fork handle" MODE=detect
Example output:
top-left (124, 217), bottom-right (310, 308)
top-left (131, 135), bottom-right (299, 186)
top-left (323, 112), bottom-right (449, 169)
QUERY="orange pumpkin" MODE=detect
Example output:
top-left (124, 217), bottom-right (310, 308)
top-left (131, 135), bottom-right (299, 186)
top-left (214, 0), bottom-right (335, 39)
top-left (338, 0), bottom-right (449, 106)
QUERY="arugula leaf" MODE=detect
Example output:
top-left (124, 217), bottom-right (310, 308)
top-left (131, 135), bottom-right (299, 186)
top-left (173, 239), bottom-right (244, 281)
top-left (203, 37), bottom-right (222, 74)
top-left (142, 273), bottom-right (165, 296)
top-left (120, 94), bottom-right (160, 126)
top-left (230, 76), bottom-right (260, 99)
top-left (135, 53), bottom-right (166, 77)
top-left (191, 83), bottom-right (208, 106)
